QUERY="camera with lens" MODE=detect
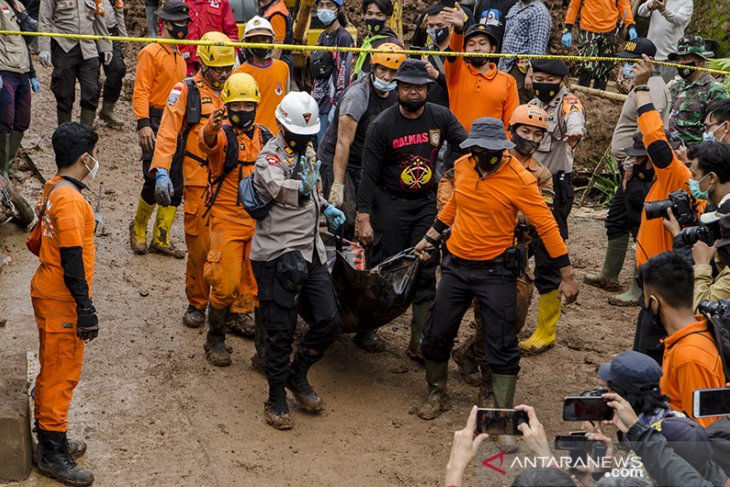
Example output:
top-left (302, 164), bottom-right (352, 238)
top-left (644, 190), bottom-right (696, 226)
top-left (554, 432), bottom-right (608, 463)
top-left (680, 221), bottom-right (720, 246)
top-left (581, 387), bottom-right (608, 397)
top-left (698, 299), bottom-right (730, 318)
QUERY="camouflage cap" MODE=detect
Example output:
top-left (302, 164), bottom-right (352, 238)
top-left (668, 35), bottom-right (714, 61)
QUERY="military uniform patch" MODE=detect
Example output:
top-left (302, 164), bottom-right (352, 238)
top-left (265, 153), bottom-right (281, 166)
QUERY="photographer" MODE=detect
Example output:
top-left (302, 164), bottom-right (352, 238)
top-left (703, 99), bottom-right (730, 144)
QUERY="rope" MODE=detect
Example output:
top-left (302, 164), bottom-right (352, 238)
top-left (1, 29), bottom-right (729, 76)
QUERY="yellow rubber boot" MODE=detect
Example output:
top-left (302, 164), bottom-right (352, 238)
top-left (519, 289), bottom-right (561, 355)
top-left (129, 197), bottom-right (155, 255)
top-left (149, 205), bottom-right (185, 259)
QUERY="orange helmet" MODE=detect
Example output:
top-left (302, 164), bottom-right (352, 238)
top-left (370, 43), bottom-right (406, 70)
top-left (509, 104), bottom-right (549, 130)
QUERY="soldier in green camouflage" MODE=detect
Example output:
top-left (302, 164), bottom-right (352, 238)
top-left (668, 35), bottom-right (729, 145)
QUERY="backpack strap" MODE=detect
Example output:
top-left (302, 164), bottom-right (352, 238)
top-left (39, 180), bottom-right (76, 218)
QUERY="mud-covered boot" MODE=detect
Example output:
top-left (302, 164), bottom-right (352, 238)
top-left (149, 205), bottom-right (185, 259)
top-left (415, 360), bottom-right (450, 420)
top-left (354, 329), bottom-right (385, 353)
top-left (451, 335), bottom-right (480, 386)
top-left (225, 311), bottom-right (255, 338)
top-left (608, 267), bottom-right (641, 307)
top-left (80, 108), bottom-right (95, 128)
top-left (407, 300), bottom-right (431, 363)
top-left (182, 305), bottom-right (206, 328)
top-left (129, 197), bottom-right (155, 254)
top-left (286, 357), bottom-right (324, 412)
top-left (0, 132), bottom-right (10, 179)
top-left (99, 101), bottom-right (123, 128)
top-left (5, 130), bottom-right (23, 179)
top-left (584, 234), bottom-right (627, 292)
top-left (492, 373), bottom-right (519, 453)
top-left (265, 385), bottom-right (293, 430)
top-left (33, 422), bottom-right (87, 465)
top-left (36, 429), bottom-right (94, 487)
top-left (204, 305), bottom-right (232, 366)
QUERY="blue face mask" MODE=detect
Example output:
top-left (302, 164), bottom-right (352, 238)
top-left (317, 8), bottom-right (337, 26)
top-left (372, 75), bottom-right (396, 93)
top-left (703, 122), bottom-right (727, 143)
top-left (689, 174), bottom-right (711, 201)
top-left (623, 62), bottom-right (635, 79)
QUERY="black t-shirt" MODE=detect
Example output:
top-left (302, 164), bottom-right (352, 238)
top-left (358, 103), bottom-right (468, 211)
top-left (318, 77), bottom-right (396, 170)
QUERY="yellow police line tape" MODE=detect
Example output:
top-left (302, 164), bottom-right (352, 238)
top-left (2, 29), bottom-right (729, 76)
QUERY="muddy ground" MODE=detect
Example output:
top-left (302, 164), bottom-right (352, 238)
top-left (0, 46), bottom-right (641, 485)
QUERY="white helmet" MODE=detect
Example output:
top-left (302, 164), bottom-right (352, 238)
top-left (275, 92), bottom-right (320, 135)
top-left (244, 16), bottom-right (274, 39)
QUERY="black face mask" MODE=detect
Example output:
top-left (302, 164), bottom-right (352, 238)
top-left (245, 47), bottom-right (272, 60)
top-left (398, 97), bottom-right (427, 113)
top-left (168, 22), bottom-right (188, 40)
top-left (533, 82), bottom-right (561, 103)
top-left (428, 27), bottom-right (450, 44)
top-left (678, 62), bottom-right (696, 79)
top-left (466, 56), bottom-right (489, 68)
top-left (512, 132), bottom-right (541, 156)
top-left (366, 18), bottom-right (386, 35)
top-left (472, 150), bottom-right (502, 174)
top-left (229, 108), bottom-right (256, 131)
top-left (282, 130), bottom-right (314, 153)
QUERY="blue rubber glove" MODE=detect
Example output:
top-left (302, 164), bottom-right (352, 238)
top-left (324, 204), bottom-right (346, 230)
top-left (628, 26), bottom-right (638, 40)
top-left (154, 168), bottom-right (174, 206)
top-left (561, 32), bottom-right (572, 47)
top-left (298, 159), bottom-right (321, 196)
top-left (327, 108), bottom-right (336, 124)
top-left (30, 77), bottom-right (41, 93)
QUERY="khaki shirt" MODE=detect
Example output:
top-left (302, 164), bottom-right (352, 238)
top-left (0, 0), bottom-right (30, 73)
top-left (250, 135), bottom-right (327, 264)
top-left (529, 86), bottom-right (586, 175)
top-left (694, 253), bottom-right (730, 311)
top-left (38, 0), bottom-right (111, 60)
top-left (101, 0), bottom-right (127, 36)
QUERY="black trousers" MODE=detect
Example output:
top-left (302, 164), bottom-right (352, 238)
top-left (140, 109), bottom-right (184, 207)
top-left (422, 253), bottom-right (520, 375)
top-left (50, 41), bottom-right (100, 112)
top-left (252, 252), bottom-right (341, 387)
top-left (552, 171), bottom-right (574, 240)
top-left (101, 30), bottom-right (126, 104)
top-left (322, 163), bottom-right (360, 241)
top-left (371, 188), bottom-right (437, 304)
top-left (531, 237), bottom-right (562, 295)
top-left (605, 173), bottom-right (653, 241)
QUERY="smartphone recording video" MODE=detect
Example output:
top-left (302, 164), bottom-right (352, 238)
top-left (693, 388), bottom-right (730, 418)
top-left (475, 408), bottom-right (528, 436)
top-left (563, 396), bottom-right (613, 421)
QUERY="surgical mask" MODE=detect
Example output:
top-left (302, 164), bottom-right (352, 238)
top-left (703, 123), bottom-right (727, 143)
top-left (472, 150), bottom-right (502, 173)
top-left (678, 62), bottom-right (695, 79)
top-left (689, 174), bottom-right (711, 200)
top-left (282, 130), bottom-right (314, 153)
top-left (168, 22), bottom-right (188, 40)
top-left (366, 18), bottom-right (386, 35)
top-left (84, 154), bottom-right (100, 180)
top-left (533, 82), bottom-right (561, 103)
top-left (512, 132), bottom-right (541, 157)
top-left (316, 8), bottom-right (337, 26)
top-left (398, 97), bottom-right (426, 113)
top-left (229, 108), bottom-right (256, 131)
top-left (466, 56), bottom-right (489, 68)
top-left (427, 27), bottom-right (449, 44)
top-left (623, 62), bottom-right (635, 79)
top-left (372, 75), bottom-right (396, 92)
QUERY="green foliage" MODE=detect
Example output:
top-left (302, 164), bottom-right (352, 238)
top-left (593, 155), bottom-right (620, 208)
top-left (710, 58), bottom-right (730, 92)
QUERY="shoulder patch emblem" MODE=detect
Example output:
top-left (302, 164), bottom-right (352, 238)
top-left (167, 87), bottom-right (182, 105)
top-left (429, 129), bottom-right (441, 147)
top-left (274, 82), bottom-right (284, 96)
top-left (265, 153), bottom-right (281, 166)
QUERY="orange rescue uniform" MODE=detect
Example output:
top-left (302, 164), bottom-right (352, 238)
top-left (132, 43), bottom-right (187, 121)
top-left (30, 176), bottom-right (95, 432)
top-left (661, 318), bottom-right (726, 427)
top-left (565, 0), bottom-right (635, 34)
top-left (445, 31), bottom-right (520, 132)
top-left (634, 106), bottom-right (691, 268)
top-left (151, 72), bottom-right (224, 310)
top-left (438, 153), bottom-right (568, 261)
top-left (198, 122), bottom-right (265, 311)
top-left (234, 60), bottom-right (289, 135)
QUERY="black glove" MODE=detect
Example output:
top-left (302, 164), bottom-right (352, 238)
top-left (76, 306), bottom-right (99, 341)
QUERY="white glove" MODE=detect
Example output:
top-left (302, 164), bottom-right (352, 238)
top-left (329, 180), bottom-right (344, 207)
top-left (39, 51), bottom-right (51, 67)
top-left (103, 52), bottom-right (113, 65)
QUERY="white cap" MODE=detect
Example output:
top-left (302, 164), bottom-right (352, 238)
top-left (244, 16), bottom-right (274, 38)
top-left (275, 92), bottom-right (320, 135)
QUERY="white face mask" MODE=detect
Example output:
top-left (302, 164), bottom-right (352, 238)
top-left (84, 153), bottom-right (100, 180)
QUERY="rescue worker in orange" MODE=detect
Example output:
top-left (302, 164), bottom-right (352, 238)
top-left (197, 73), bottom-right (272, 366)
top-left (129, 0), bottom-right (189, 258)
top-left (235, 16), bottom-right (289, 136)
top-left (258, 0), bottom-right (293, 70)
top-left (151, 31), bottom-right (235, 329)
top-left (413, 118), bottom-right (579, 451)
top-left (30, 122), bottom-right (100, 487)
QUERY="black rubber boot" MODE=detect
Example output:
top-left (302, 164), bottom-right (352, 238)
top-left (57, 109), bottom-right (72, 126)
top-left (204, 305), bottom-right (232, 367)
top-left (286, 357), bottom-right (324, 413)
top-left (36, 429), bottom-right (94, 487)
top-left (265, 385), bottom-right (293, 430)
top-left (182, 305), bottom-right (205, 328)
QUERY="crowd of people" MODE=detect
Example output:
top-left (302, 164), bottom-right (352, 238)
top-left (1, 0), bottom-right (730, 485)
